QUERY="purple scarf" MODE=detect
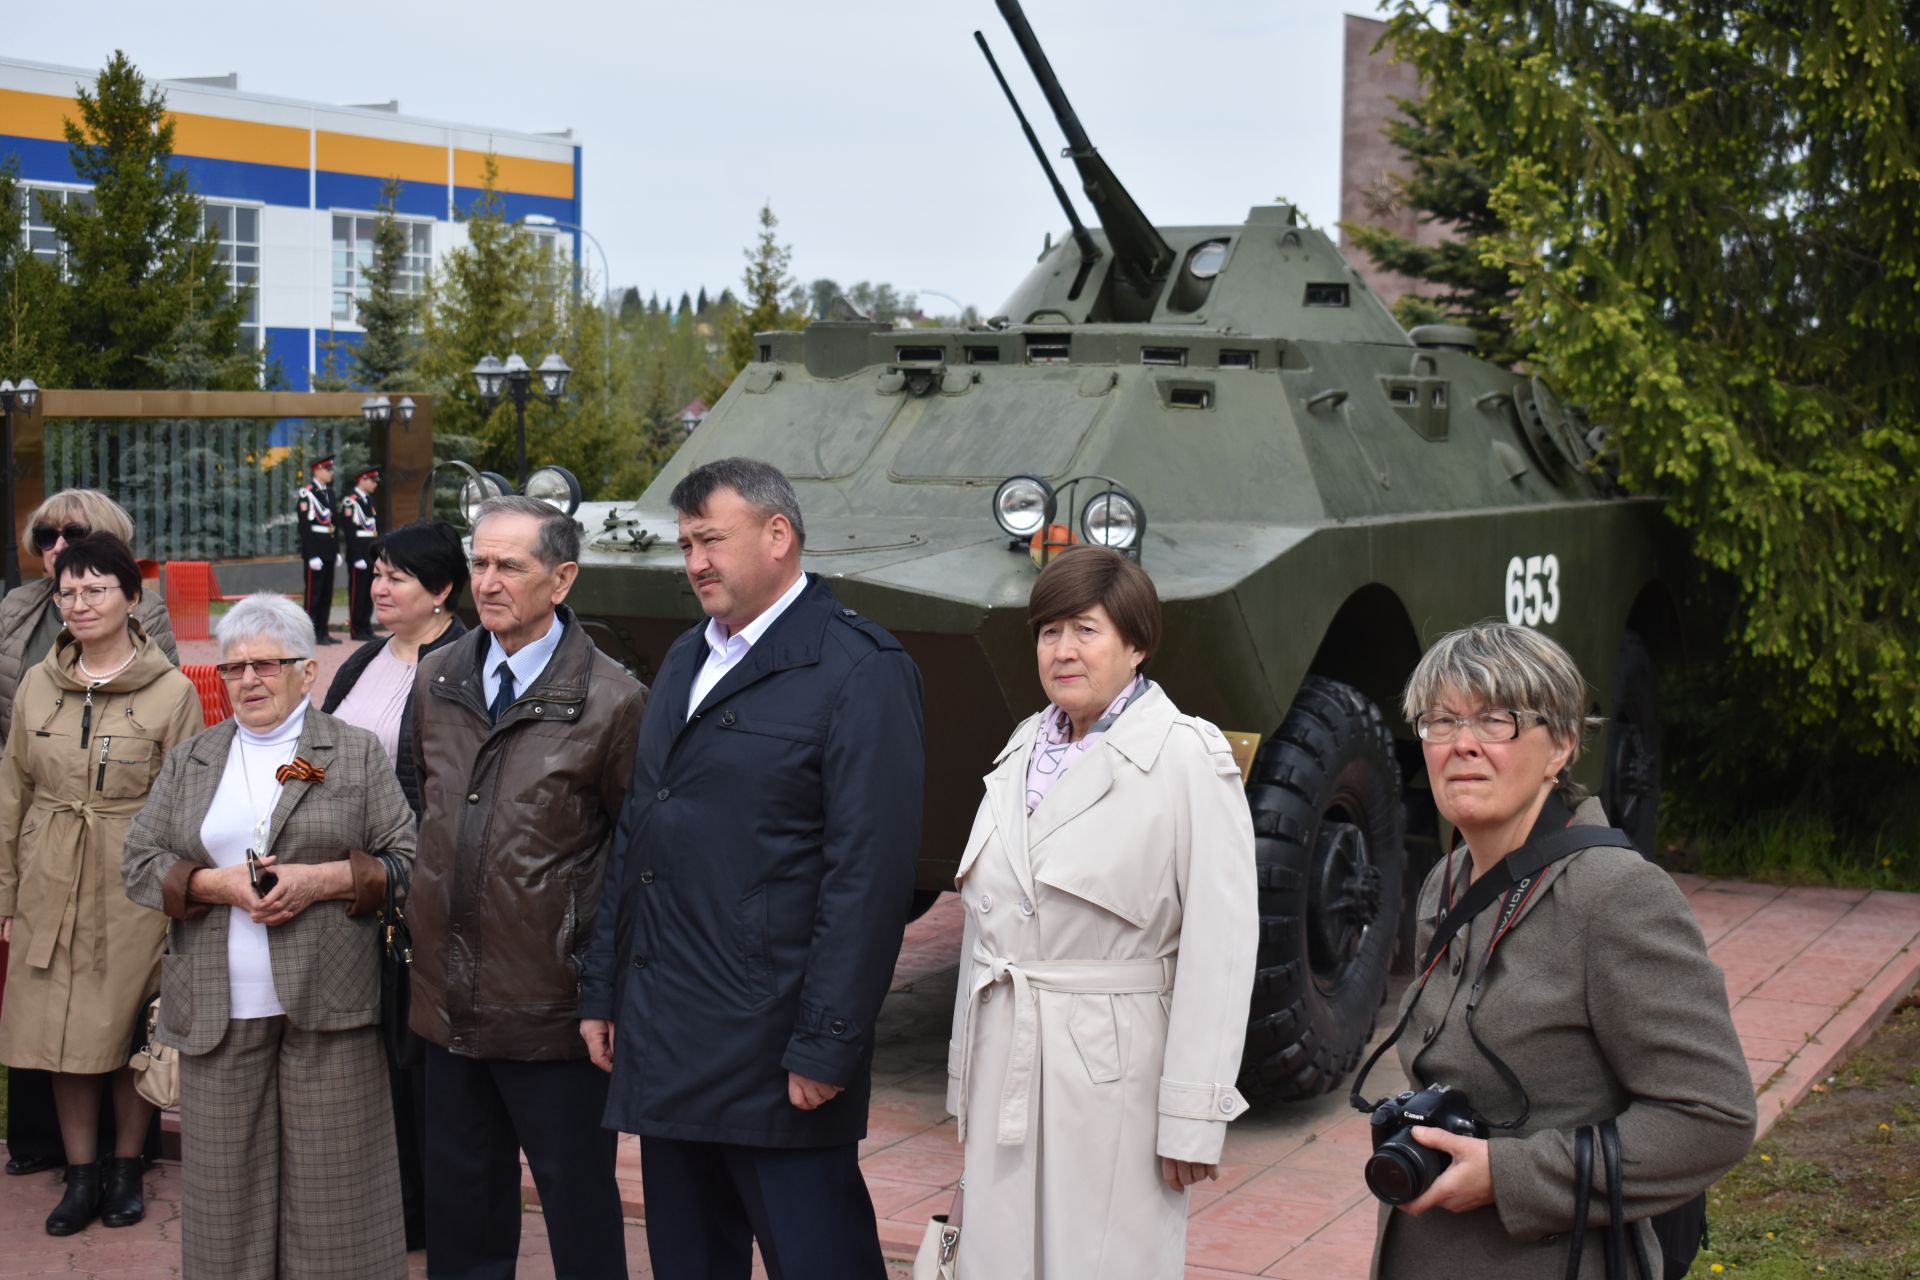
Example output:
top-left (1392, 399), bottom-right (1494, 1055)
top-left (1025, 674), bottom-right (1150, 814)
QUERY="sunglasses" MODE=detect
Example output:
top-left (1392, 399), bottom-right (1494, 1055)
top-left (31, 523), bottom-right (89, 552)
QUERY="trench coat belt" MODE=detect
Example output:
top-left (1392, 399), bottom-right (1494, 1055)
top-left (26, 799), bottom-right (105, 973)
top-left (958, 948), bottom-right (1176, 1147)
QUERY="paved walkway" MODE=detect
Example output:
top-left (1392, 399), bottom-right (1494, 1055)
top-left (5, 877), bottom-right (1917, 1278)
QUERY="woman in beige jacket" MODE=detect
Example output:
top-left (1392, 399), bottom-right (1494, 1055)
top-left (0, 534), bottom-right (203, 1235)
top-left (944, 547), bottom-right (1258, 1279)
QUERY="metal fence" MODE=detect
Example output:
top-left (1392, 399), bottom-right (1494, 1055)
top-left (42, 418), bottom-right (365, 561)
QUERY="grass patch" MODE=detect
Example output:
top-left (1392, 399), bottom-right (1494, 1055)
top-left (1661, 810), bottom-right (1920, 894)
top-left (1687, 991), bottom-right (1920, 1278)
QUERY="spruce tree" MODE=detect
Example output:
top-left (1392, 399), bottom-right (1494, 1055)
top-left (42, 52), bottom-right (252, 389)
top-left (1380, 0), bottom-right (1920, 759)
top-left (0, 163), bottom-right (70, 385)
top-left (704, 205), bottom-right (807, 403)
top-left (353, 178), bottom-right (421, 392)
top-left (696, 286), bottom-right (709, 314)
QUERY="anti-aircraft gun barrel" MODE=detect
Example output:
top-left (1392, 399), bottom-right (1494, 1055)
top-left (975, 30), bottom-right (1102, 268)
top-left (995, 0), bottom-right (1174, 286)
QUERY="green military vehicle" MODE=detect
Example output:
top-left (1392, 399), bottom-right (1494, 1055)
top-left (559, 0), bottom-right (1681, 1100)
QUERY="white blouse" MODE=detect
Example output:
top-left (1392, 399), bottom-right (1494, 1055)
top-left (198, 701), bottom-right (308, 1019)
top-left (332, 644), bottom-right (415, 765)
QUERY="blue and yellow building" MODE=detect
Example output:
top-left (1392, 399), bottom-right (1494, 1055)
top-left (2, 56), bottom-right (581, 388)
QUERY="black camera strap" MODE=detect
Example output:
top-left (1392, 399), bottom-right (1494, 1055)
top-left (1349, 814), bottom-right (1637, 1117)
top-left (1566, 1126), bottom-right (1594, 1280)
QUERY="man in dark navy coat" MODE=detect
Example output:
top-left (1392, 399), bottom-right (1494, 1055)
top-left (579, 456), bottom-right (924, 1280)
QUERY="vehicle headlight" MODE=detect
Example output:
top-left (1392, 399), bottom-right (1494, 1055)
top-left (459, 471), bottom-right (512, 525)
top-left (992, 475), bottom-right (1055, 539)
top-left (525, 465), bottom-right (583, 517)
top-left (1080, 487), bottom-right (1144, 550)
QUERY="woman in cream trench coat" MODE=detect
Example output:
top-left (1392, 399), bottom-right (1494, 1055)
top-left (944, 548), bottom-right (1259, 1279)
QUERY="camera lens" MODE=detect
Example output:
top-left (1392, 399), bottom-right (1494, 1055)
top-left (1365, 1148), bottom-right (1421, 1205)
top-left (1365, 1133), bottom-right (1453, 1205)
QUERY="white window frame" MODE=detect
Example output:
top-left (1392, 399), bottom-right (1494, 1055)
top-left (203, 198), bottom-right (264, 351)
top-left (330, 209), bottom-right (433, 328)
top-left (17, 181), bottom-right (94, 280)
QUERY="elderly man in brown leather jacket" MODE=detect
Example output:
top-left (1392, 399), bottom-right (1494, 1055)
top-left (408, 495), bottom-right (647, 1280)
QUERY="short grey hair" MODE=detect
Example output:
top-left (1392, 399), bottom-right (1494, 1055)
top-left (216, 592), bottom-right (316, 660)
top-left (471, 495), bottom-right (581, 568)
top-left (669, 457), bottom-right (807, 549)
top-left (1402, 621), bottom-right (1603, 801)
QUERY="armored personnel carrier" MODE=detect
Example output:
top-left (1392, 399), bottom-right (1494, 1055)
top-left (562, 0), bottom-right (1680, 1099)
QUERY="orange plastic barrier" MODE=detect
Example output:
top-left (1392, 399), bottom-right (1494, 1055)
top-left (181, 662), bottom-right (234, 727)
top-left (164, 560), bottom-right (214, 642)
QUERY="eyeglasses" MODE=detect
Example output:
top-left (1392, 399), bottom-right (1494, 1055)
top-left (31, 523), bottom-right (89, 552)
top-left (214, 657), bottom-right (304, 682)
top-left (1415, 709), bottom-right (1548, 743)
top-left (53, 585), bottom-right (122, 611)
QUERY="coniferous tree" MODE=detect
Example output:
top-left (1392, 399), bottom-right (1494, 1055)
top-left (696, 286), bottom-right (709, 314)
top-left (353, 178), bottom-right (421, 392)
top-left (619, 287), bottom-right (643, 325)
top-left (41, 52), bottom-right (252, 389)
top-left (677, 292), bottom-right (692, 316)
top-left (704, 205), bottom-right (808, 403)
top-left (1380, 0), bottom-right (1920, 763)
top-left (0, 163), bottom-right (70, 385)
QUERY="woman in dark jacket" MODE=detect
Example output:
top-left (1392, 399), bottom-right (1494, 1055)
top-left (320, 519), bottom-right (466, 1250)
top-left (322, 520), bottom-right (469, 816)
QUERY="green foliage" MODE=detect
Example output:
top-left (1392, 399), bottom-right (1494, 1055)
top-left (353, 178), bottom-right (421, 392)
top-left (41, 51), bottom-right (253, 390)
top-left (1380, 1), bottom-right (1920, 761)
top-left (0, 163), bottom-right (71, 384)
top-left (414, 157), bottom-right (646, 498)
top-left (1341, 93), bottom-right (1533, 368)
top-left (704, 204), bottom-right (809, 404)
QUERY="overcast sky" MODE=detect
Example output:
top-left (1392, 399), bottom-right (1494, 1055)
top-left (18, 0), bottom-right (1380, 315)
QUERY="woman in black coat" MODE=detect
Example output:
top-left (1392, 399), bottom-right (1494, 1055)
top-left (320, 519), bottom-right (466, 1250)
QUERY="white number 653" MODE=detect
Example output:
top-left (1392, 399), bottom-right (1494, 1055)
top-left (1504, 554), bottom-right (1562, 626)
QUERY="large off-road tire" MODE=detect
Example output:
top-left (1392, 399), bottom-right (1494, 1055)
top-left (1601, 631), bottom-right (1662, 856)
top-left (1239, 677), bottom-right (1406, 1100)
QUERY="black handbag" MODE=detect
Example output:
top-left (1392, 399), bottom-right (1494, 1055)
top-left (377, 852), bottom-right (423, 1070)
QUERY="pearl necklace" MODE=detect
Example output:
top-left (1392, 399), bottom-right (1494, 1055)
top-left (78, 649), bottom-right (138, 684)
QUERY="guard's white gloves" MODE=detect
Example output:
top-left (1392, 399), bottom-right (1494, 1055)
top-left (308, 557), bottom-right (323, 570)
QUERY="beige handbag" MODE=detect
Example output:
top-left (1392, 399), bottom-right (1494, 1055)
top-left (913, 1182), bottom-right (962, 1280)
top-left (128, 997), bottom-right (179, 1110)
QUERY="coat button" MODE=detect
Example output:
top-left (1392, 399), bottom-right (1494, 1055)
top-left (979, 893), bottom-right (992, 913)
top-left (1422, 1023), bottom-right (1437, 1043)
top-left (1220, 1096), bottom-right (1236, 1115)
top-left (639, 870), bottom-right (655, 885)
top-left (467, 792), bottom-right (479, 804)
top-left (657, 788), bottom-right (670, 801)
top-left (567, 707), bottom-right (576, 715)
top-left (1019, 896), bottom-right (1034, 916)
top-left (632, 955), bottom-right (648, 969)
top-left (830, 1019), bottom-right (847, 1035)
top-left (533, 705), bottom-right (544, 714)
top-left (721, 710), bottom-right (736, 726)
top-left (1451, 954), bottom-right (1463, 976)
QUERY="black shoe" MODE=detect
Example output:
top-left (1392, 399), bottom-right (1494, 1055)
top-left (98, 1157), bottom-right (144, 1228)
top-left (5, 1152), bottom-right (59, 1176)
top-left (45, 1162), bottom-right (102, 1236)
top-left (317, 635), bottom-right (342, 646)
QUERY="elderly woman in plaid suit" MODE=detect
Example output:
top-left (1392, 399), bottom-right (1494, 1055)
top-left (123, 594), bottom-right (414, 1278)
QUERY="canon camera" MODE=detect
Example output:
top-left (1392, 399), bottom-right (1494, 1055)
top-left (1364, 1084), bottom-right (1488, 1205)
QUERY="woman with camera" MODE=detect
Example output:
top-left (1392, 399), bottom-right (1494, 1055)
top-left (122, 594), bottom-right (414, 1276)
top-left (1367, 622), bottom-right (1753, 1278)
top-left (942, 547), bottom-right (1258, 1278)
top-left (0, 533), bottom-right (201, 1233)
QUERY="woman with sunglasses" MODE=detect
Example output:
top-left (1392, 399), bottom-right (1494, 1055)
top-left (123, 593), bottom-right (413, 1277)
top-left (0, 533), bottom-right (203, 1234)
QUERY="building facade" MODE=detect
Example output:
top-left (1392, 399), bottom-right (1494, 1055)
top-left (2, 57), bottom-right (580, 389)
top-left (1338, 14), bottom-right (1451, 313)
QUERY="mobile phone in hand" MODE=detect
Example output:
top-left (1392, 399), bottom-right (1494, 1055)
top-left (246, 848), bottom-right (278, 896)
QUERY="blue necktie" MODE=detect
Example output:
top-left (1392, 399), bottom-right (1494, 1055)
top-left (489, 661), bottom-right (516, 723)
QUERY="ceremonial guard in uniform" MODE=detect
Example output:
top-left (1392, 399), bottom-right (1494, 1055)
top-left (297, 455), bottom-right (341, 645)
top-left (342, 466), bottom-right (382, 639)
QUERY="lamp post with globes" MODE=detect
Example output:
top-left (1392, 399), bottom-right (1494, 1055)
top-left (471, 352), bottom-right (571, 489)
top-left (0, 377), bottom-right (42, 592)
top-left (359, 393), bottom-right (417, 528)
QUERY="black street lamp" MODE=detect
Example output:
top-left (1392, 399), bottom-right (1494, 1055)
top-left (0, 377), bottom-right (41, 592)
top-left (471, 351), bottom-right (570, 489)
